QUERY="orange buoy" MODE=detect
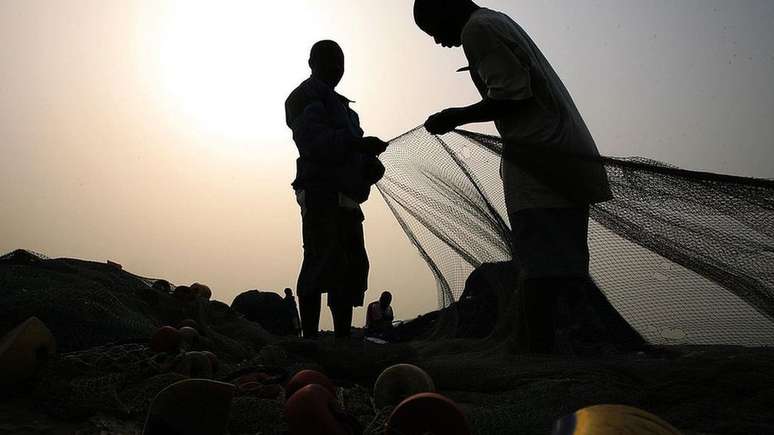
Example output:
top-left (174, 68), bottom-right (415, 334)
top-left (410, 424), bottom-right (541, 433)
top-left (286, 369), bottom-right (336, 398)
top-left (386, 392), bottom-right (471, 435)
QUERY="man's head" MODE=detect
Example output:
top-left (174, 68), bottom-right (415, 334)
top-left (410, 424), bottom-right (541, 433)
top-left (413, 0), bottom-right (479, 48)
top-left (284, 288), bottom-right (294, 297)
top-left (379, 291), bottom-right (393, 307)
top-left (309, 40), bottom-right (344, 88)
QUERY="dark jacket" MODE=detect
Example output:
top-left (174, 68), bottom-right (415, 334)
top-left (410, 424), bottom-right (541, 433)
top-left (285, 77), bottom-right (384, 203)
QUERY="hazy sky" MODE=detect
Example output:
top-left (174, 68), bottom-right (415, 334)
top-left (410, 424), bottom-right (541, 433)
top-left (2, 1), bottom-right (773, 329)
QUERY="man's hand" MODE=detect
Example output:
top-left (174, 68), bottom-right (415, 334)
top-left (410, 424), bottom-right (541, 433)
top-left (424, 108), bottom-right (463, 135)
top-left (360, 136), bottom-right (389, 155)
top-left (424, 99), bottom-right (526, 135)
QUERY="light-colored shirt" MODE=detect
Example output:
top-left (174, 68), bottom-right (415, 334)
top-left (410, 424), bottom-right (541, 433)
top-left (461, 8), bottom-right (609, 213)
top-left (365, 301), bottom-right (394, 329)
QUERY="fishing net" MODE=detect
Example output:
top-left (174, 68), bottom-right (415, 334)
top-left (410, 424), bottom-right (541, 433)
top-left (0, 253), bottom-right (272, 355)
top-left (0, 252), bottom-right (284, 428)
top-left (377, 127), bottom-right (774, 347)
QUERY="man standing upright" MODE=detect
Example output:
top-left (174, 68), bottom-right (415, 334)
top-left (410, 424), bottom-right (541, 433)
top-left (285, 40), bottom-right (389, 340)
top-left (413, 1), bottom-right (637, 353)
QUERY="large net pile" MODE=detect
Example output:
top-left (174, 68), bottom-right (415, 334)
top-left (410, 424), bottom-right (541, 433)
top-left (0, 251), bottom-right (407, 433)
top-left (0, 253), bottom-right (270, 356)
top-left (0, 252), bottom-right (281, 428)
top-left (378, 127), bottom-right (774, 346)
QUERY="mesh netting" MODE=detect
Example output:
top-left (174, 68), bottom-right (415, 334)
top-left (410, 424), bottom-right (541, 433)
top-left (378, 127), bottom-right (774, 346)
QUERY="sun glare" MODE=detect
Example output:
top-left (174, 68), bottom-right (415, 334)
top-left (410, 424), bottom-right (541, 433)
top-left (158, 2), bottom-right (318, 142)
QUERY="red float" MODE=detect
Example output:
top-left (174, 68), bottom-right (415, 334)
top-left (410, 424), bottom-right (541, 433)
top-left (285, 369), bottom-right (336, 398)
top-left (386, 392), bottom-right (471, 435)
top-left (285, 384), bottom-right (350, 435)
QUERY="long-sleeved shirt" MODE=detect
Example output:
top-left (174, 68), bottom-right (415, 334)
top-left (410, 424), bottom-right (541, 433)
top-left (285, 76), bottom-right (383, 203)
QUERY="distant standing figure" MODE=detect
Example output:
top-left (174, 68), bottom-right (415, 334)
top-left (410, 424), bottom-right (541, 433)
top-left (413, 0), bottom-right (621, 353)
top-left (365, 291), bottom-right (395, 339)
top-left (283, 288), bottom-right (302, 338)
top-left (285, 40), bottom-right (389, 340)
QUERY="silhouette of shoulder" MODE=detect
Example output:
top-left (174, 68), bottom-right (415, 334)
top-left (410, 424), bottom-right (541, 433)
top-left (285, 78), bottom-right (355, 128)
top-left (285, 79), bottom-right (319, 127)
top-left (461, 9), bottom-right (525, 54)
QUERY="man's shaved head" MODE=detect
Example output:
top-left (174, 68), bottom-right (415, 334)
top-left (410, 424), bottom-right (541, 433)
top-left (413, 0), bottom-right (479, 48)
top-left (308, 40), bottom-right (345, 88)
top-left (309, 40), bottom-right (342, 66)
top-left (412, 0), bottom-right (439, 29)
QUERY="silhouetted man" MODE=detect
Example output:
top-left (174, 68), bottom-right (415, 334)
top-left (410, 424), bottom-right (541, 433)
top-left (413, 1), bottom-right (616, 353)
top-left (283, 288), bottom-right (302, 337)
top-left (285, 40), bottom-right (388, 340)
top-left (365, 291), bottom-right (394, 339)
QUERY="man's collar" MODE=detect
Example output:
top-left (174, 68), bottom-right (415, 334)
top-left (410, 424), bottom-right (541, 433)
top-left (308, 75), bottom-right (354, 104)
top-left (337, 93), bottom-right (355, 104)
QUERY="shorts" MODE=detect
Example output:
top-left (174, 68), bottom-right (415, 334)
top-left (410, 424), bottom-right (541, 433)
top-left (296, 189), bottom-right (368, 307)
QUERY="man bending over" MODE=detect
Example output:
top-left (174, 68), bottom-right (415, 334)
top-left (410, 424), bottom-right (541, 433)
top-left (413, 0), bottom-right (630, 353)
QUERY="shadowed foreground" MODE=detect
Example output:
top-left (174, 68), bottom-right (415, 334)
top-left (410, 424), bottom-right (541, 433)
top-left (1, 253), bottom-right (772, 434)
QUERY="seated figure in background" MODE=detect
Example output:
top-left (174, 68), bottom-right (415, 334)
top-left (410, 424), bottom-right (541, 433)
top-left (365, 291), bottom-right (395, 340)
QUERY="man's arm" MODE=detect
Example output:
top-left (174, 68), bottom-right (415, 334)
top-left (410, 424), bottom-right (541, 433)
top-left (425, 97), bottom-right (528, 135)
top-left (286, 90), bottom-right (358, 161)
top-left (384, 306), bottom-right (394, 322)
top-left (425, 18), bottom-right (533, 135)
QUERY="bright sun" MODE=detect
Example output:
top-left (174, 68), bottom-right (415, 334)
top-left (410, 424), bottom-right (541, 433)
top-left (158, 3), bottom-right (318, 141)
